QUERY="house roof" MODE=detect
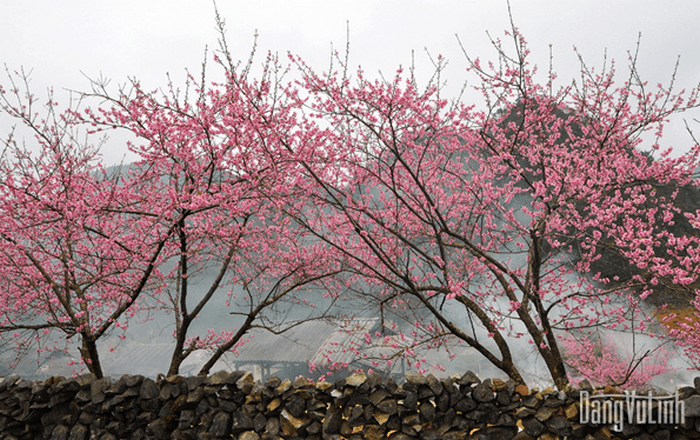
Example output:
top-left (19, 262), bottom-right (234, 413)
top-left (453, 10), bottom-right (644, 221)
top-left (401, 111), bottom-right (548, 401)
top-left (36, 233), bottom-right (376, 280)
top-left (309, 317), bottom-right (380, 367)
top-left (101, 343), bottom-right (174, 377)
top-left (224, 319), bottom-right (340, 363)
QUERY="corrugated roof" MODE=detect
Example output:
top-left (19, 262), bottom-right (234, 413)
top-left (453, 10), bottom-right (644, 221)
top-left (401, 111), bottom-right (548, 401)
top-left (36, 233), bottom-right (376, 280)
top-left (309, 318), bottom-right (379, 367)
top-left (102, 343), bottom-right (174, 377)
top-left (225, 319), bottom-right (340, 363)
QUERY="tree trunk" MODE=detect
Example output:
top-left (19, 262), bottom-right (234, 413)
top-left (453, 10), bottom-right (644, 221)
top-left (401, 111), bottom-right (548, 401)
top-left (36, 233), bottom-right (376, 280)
top-left (542, 350), bottom-right (570, 390)
top-left (167, 315), bottom-right (192, 376)
top-left (167, 219), bottom-right (190, 377)
top-left (198, 314), bottom-right (256, 376)
top-left (79, 336), bottom-right (104, 378)
top-left (167, 341), bottom-right (185, 377)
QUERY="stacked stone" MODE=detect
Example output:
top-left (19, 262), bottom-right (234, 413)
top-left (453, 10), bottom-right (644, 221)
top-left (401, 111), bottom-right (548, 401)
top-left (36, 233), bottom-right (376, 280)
top-left (1, 370), bottom-right (700, 439)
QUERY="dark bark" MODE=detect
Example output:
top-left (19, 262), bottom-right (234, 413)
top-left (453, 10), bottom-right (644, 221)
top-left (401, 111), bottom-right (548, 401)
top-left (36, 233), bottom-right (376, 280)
top-left (79, 335), bottom-right (104, 378)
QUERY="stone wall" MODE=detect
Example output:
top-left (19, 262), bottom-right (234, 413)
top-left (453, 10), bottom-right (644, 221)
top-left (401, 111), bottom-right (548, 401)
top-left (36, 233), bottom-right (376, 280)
top-left (1, 370), bottom-right (700, 439)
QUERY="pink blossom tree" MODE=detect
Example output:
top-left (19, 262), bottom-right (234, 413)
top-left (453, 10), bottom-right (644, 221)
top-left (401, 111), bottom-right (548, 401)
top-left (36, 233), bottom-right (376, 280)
top-left (278, 28), bottom-right (700, 388)
top-left (71, 21), bottom-right (346, 377)
top-left (0, 24), bottom-right (343, 377)
top-left (0, 69), bottom-right (174, 378)
top-left (560, 334), bottom-right (672, 389)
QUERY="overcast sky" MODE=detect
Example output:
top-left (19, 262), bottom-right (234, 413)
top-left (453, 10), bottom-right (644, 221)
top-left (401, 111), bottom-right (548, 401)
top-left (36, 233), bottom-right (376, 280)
top-left (1, 1), bottom-right (699, 165)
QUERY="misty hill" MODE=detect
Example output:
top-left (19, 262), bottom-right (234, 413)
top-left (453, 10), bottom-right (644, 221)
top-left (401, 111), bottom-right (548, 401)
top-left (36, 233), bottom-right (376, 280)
top-left (496, 101), bottom-right (700, 311)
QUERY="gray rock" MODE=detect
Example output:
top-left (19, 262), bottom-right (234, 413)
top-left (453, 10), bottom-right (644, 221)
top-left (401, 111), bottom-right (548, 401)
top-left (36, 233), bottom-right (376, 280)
top-left (496, 390), bottom-right (511, 406)
top-left (184, 375), bottom-right (205, 392)
top-left (579, 379), bottom-right (593, 392)
top-left (322, 405), bottom-right (342, 434)
top-left (521, 395), bottom-right (543, 409)
top-left (345, 372), bottom-right (367, 388)
top-left (621, 421), bottom-right (641, 437)
top-left (247, 413), bottom-right (263, 433)
top-left (136, 411), bottom-right (156, 425)
top-left (497, 413), bottom-right (518, 427)
top-left (390, 432), bottom-right (416, 440)
top-left (236, 373), bottom-right (255, 393)
top-left (231, 409), bottom-right (254, 432)
top-left (369, 388), bottom-right (390, 405)
top-left (404, 372), bottom-right (427, 387)
top-left (467, 403), bottom-right (499, 424)
top-left (678, 386), bottom-right (696, 400)
top-left (458, 371), bottom-right (481, 387)
top-left (383, 376), bottom-right (398, 393)
top-left (454, 396), bottom-right (477, 413)
top-left (534, 405), bottom-right (557, 422)
top-left (238, 431), bottom-right (260, 440)
top-left (7, 370), bottom-right (700, 440)
top-left (472, 380), bottom-right (495, 403)
top-left (436, 392), bottom-right (451, 412)
top-left (204, 370), bottom-right (231, 386)
top-left (90, 377), bottom-right (110, 404)
top-left (404, 391), bottom-right (418, 410)
top-left (159, 383), bottom-right (179, 400)
top-left (178, 410), bottom-right (196, 430)
top-left (265, 417), bottom-right (280, 436)
top-left (684, 395), bottom-right (700, 417)
top-left (104, 420), bottom-right (121, 433)
top-left (124, 375), bottom-right (143, 388)
top-left (139, 378), bottom-right (160, 400)
top-left (164, 374), bottom-right (184, 384)
top-left (77, 412), bottom-right (95, 426)
top-left (53, 377), bottom-right (80, 394)
top-left (653, 429), bottom-right (671, 440)
top-left (49, 392), bottom-right (72, 408)
top-left (441, 378), bottom-right (457, 394)
top-left (68, 423), bottom-right (88, 440)
top-left (471, 426), bottom-right (518, 440)
top-left (105, 378), bottom-right (126, 395)
top-left (293, 376), bottom-right (310, 388)
top-left (420, 429), bottom-right (440, 440)
top-left (187, 387), bottom-right (205, 404)
top-left (74, 374), bottom-right (95, 388)
top-left (418, 384), bottom-right (436, 400)
top-left (169, 429), bottom-right (186, 440)
top-left (545, 414), bottom-right (572, 437)
top-left (286, 394), bottom-right (306, 418)
top-left (209, 412), bottom-right (230, 437)
top-left (265, 376), bottom-right (281, 388)
top-left (441, 430), bottom-right (467, 440)
top-left (376, 398), bottom-right (398, 415)
top-left (75, 388), bottom-right (91, 403)
top-left (419, 401), bottom-right (436, 422)
top-left (51, 424), bottom-right (70, 440)
top-left (348, 404), bottom-right (365, 426)
top-left (521, 416), bottom-right (545, 436)
top-left (367, 372), bottom-right (383, 389)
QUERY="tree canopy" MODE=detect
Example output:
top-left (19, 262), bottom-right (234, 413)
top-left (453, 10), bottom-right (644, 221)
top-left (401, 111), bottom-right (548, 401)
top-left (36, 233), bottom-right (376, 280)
top-left (1, 18), bottom-right (699, 389)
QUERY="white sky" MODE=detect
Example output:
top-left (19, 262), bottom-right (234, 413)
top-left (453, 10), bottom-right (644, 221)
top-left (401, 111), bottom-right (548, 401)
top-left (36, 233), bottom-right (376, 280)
top-left (1, 1), bottom-right (699, 165)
